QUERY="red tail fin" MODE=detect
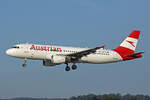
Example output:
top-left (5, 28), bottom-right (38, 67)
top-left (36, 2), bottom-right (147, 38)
top-left (113, 30), bottom-right (141, 60)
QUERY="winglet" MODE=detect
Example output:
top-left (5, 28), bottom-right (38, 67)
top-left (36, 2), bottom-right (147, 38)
top-left (101, 45), bottom-right (105, 49)
top-left (96, 45), bottom-right (105, 49)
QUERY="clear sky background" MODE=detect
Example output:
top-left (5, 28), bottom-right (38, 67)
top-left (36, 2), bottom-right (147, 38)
top-left (0, 0), bottom-right (150, 99)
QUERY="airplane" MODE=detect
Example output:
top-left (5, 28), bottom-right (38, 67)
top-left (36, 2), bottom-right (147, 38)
top-left (6, 30), bottom-right (144, 71)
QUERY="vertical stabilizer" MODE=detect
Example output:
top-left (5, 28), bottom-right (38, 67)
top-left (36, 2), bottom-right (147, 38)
top-left (114, 30), bottom-right (141, 60)
top-left (120, 30), bottom-right (140, 51)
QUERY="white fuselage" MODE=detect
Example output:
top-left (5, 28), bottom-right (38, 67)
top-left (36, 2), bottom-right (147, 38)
top-left (5, 30), bottom-right (142, 71)
top-left (6, 44), bottom-right (123, 64)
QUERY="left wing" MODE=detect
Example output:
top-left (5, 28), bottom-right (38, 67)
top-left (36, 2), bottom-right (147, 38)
top-left (66, 45), bottom-right (104, 58)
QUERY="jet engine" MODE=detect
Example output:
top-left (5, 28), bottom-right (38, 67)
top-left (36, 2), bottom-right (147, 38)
top-left (43, 55), bottom-right (66, 66)
top-left (43, 60), bottom-right (56, 66)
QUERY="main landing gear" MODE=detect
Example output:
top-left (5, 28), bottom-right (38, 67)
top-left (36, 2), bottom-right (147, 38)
top-left (65, 63), bottom-right (77, 71)
top-left (22, 58), bottom-right (27, 67)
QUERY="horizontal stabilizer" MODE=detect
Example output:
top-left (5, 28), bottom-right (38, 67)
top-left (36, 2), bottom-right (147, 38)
top-left (126, 52), bottom-right (144, 57)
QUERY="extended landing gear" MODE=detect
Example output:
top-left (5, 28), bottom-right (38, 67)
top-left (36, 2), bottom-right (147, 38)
top-left (65, 66), bottom-right (70, 71)
top-left (65, 63), bottom-right (70, 71)
top-left (65, 63), bottom-right (77, 71)
top-left (22, 58), bottom-right (27, 67)
top-left (72, 64), bottom-right (77, 70)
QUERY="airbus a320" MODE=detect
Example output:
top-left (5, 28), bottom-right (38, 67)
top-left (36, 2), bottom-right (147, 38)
top-left (6, 30), bottom-right (143, 71)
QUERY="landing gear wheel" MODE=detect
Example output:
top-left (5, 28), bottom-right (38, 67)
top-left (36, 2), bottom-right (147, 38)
top-left (72, 64), bottom-right (77, 70)
top-left (65, 66), bottom-right (70, 71)
top-left (22, 64), bottom-right (26, 67)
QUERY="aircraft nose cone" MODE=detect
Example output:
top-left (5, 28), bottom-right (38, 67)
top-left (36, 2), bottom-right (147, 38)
top-left (6, 49), bottom-right (12, 56)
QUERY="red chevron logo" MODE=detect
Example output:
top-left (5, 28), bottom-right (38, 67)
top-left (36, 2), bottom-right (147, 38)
top-left (126, 40), bottom-right (135, 47)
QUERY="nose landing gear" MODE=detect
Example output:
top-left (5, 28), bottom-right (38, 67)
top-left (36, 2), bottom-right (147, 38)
top-left (22, 58), bottom-right (27, 67)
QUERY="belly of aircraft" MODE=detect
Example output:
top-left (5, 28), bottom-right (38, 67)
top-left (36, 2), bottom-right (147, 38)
top-left (80, 54), bottom-right (122, 64)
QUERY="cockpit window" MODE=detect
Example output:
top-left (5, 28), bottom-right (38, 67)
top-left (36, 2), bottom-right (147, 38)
top-left (12, 46), bottom-right (19, 49)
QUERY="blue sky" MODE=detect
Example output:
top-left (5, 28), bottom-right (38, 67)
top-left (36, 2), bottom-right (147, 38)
top-left (0, 0), bottom-right (150, 98)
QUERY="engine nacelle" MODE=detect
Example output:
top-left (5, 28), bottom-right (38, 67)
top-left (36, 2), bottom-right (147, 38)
top-left (52, 56), bottom-right (66, 64)
top-left (43, 55), bottom-right (66, 66)
top-left (43, 60), bottom-right (56, 66)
